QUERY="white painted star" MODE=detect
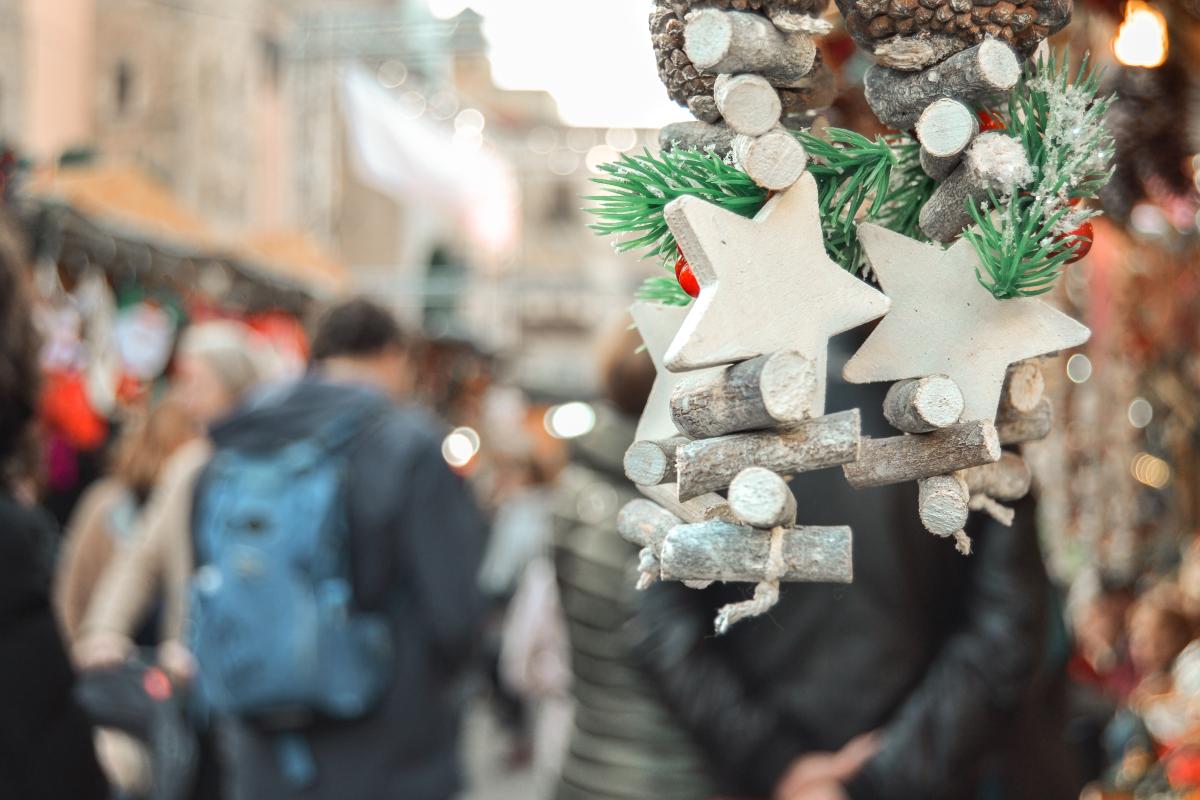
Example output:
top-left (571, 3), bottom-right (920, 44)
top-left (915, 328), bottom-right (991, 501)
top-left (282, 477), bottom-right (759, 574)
top-left (843, 223), bottom-right (1091, 422)
top-left (630, 301), bottom-right (722, 442)
top-left (663, 172), bottom-right (891, 417)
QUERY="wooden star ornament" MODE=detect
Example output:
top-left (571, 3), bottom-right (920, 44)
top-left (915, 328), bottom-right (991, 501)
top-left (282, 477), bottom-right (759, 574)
top-left (630, 301), bottom-right (722, 442)
top-left (843, 223), bottom-right (1091, 422)
top-left (664, 172), bottom-right (892, 417)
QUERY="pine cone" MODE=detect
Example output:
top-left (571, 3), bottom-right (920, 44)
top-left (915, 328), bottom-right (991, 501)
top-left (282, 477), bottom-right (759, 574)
top-left (836, 0), bottom-right (1069, 61)
top-left (651, 0), bottom-right (833, 124)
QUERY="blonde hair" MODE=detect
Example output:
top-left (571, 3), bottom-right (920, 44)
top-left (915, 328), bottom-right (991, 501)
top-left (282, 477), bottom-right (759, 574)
top-left (111, 400), bottom-right (197, 495)
top-left (177, 321), bottom-right (276, 401)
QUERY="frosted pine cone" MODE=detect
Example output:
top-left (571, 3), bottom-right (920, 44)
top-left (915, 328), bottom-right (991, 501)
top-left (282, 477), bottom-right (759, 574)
top-left (835, 0), bottom-right (1070, 64)
top-left (651, 0), bottom-right (832, 123)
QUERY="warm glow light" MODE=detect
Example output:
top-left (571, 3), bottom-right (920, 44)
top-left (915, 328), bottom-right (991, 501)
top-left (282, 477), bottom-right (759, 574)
top-left (442, 427), bottom-right (482, 468)
top-left (1131, 452), bottom-right (1171, 489)
top-left (544, 402), bottom-right (597, 439)
top-left (1113, 0), bottom-right (1168, 68)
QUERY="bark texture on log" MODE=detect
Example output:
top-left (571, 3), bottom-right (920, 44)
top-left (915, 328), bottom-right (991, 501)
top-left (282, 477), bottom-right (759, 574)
top-left (671, 350), bottom-right (818, 439)
top-left (863, 38), bottom-right (1020, 129)
top-left (919, 132), bottom-right (1032, 242)
top-left (996, 398), bottom-right (1053, 445)
top-left (871, 34), bottom-right (966, 71)
top-left (677, 409), bottom-right (861, 499)
top-left (624, 436), bottom-right (688, 487)
top-left (918, 473), bottom-right (970, 536)
top-left (921, 147), bottom-right (960, 181)
top-left (733, 129), bottom-right (809, 190)
top-left (685, 9), bottom-right (819, 86)
top-left (638, 483), bottom-right (733, 525)
top-left (660, 521), bottom-right (853, 583)
top-left (659, 120), bottom-right (735, 155)
top-left (715, 73), bottom-right (782, 136)
top-left (1002, 360), bottom-right (1045, 415)
top-left (728, 467), bottom-right (797, 529)
top-left (883, 375), bottom-right (965, 433)
top-left (617, 498), bottom-right (681, 551)
top-left (961, 451), bottom-right (1032, 501)
top-left (844, 420), bottom-right (1001, 488)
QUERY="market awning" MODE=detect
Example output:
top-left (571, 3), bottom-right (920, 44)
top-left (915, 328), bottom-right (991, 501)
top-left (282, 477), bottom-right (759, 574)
top-left (237, 229), bottom-right (350, 296)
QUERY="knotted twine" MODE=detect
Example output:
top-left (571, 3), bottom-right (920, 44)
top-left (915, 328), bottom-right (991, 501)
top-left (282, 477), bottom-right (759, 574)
top-left (714, 525), bottom-right (787, 635)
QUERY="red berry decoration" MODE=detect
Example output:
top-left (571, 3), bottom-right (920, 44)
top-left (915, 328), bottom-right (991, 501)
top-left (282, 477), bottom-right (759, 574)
top-left (1053, 220), bottom-right (1094, 264)
top-left (977, 110), bottom-right (1006, 132)
top-left (675, 253), bottom-right (700, 298)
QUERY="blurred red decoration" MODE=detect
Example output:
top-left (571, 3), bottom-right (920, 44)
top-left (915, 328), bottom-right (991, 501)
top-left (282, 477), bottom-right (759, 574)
top-left (142, 667), bottom-right (173, 702)
top-left (977, 109), bottom-right (1006, 132)
top-left (675, 254), bottom-right (700, 298)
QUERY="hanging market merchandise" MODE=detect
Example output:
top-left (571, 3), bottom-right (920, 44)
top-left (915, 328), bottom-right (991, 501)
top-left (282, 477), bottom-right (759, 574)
top-left (597, 0), bottom-right (1110, 631)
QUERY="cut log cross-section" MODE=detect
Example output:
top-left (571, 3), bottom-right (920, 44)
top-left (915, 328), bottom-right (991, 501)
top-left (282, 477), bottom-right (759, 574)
top-left (916, 98), bottom-right (979, 181)
top-left (844, 420), bottom-right (1001, 489)
top-left (714, 73), bottom-right (782, 137)
top-left (917, 474), bottom-right (970, 537)
top-left (883, 375), bottom-right (965, 434)
top-left (676, 409), bottom-right (861, 500)
top-left (624, 436), bottom-right (688, 487)
top-left (684, 9), bottom-right (819, 87)
top-left (671, 349), bottom-right (818, 439)
top-left (733, 129), bottom-right (809, 191)
top-left (1002, 361), bottom-right (1046, 415)
top-left (728, 467), bottom-right (797, 529)
top-left (863, 38), bottom-right (1022, 130)
top-left (660, 521), bottom-right (853, 584)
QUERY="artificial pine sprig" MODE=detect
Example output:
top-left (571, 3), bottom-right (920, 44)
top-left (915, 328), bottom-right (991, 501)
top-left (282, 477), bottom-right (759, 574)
top-left (966, 52), bottom-right (1115, 299)
top-left (587, 128), bottom-right (935, 305)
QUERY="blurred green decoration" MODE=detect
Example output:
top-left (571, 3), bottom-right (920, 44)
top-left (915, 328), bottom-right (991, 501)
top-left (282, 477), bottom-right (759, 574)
top-left (587, 129), bottom-right (935, 306)
top-left (966, 53), bottom-right (1116, 299)
top-left (588, 53), bottom-right (1114, 307)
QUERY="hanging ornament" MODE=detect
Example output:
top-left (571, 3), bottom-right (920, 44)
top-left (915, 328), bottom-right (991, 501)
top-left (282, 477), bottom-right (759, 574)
top-left (977, 109), bottom-right (1006, 132)
top-left (1054, 220), bottom-right (1095, 264)
top-left (674, 253), bottom-right (701, 298)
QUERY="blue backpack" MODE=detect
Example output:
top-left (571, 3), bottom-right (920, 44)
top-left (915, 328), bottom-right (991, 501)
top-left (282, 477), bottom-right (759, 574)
top-left (188, 406), bottom-right (393, 783)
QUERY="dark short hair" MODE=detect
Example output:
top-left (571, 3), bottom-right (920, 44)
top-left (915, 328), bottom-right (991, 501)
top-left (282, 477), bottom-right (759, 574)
top-left (0, 215), bottom-right (39, 479)
top-left (310, 298), bottom-right (407, 362)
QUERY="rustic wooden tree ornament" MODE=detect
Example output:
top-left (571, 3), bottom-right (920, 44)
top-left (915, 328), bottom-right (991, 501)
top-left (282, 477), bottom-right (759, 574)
top-left (665, 173), bottom-right (892, 418)
top-left (685, 9), bottom-right (818, 86)
top-left (624, 436), bottom-right (688, 487)
top-left (676, 409), bottom-right (861, 499)
top-left (670, 349), bottom-right (818, 439)
top-left (863, 38), bottom-right (1020, 130)
top-left (843, 420), bottom-right (1000, 488)
top-left (714, 73), bottom-right (783, 136)
top-left (883, 375), bottom-right (965, 433)
top-left (630, 301), bottom-right (723, 443)
top-left (843, 224), bottom-right (1091, 423)
top-left (728, 466), bottom-right (798, 529)
top-left (996, 397), bottom-right (1053, 445)
top-left (733, 129), bottom-right (809, 190)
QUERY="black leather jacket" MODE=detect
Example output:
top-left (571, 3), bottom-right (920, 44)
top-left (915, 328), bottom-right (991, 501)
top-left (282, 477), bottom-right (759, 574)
top-left (629, 335), bottom-right (1076, 800)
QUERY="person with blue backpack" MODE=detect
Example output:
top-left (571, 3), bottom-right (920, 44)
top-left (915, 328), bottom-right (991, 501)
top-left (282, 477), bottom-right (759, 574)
top-left (189, 298), bottom-right (488, 799)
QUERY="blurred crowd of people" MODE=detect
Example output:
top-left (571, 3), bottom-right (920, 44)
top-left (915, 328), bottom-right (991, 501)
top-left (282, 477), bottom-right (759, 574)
top-left (2, 191), bottom-right (1199, 800)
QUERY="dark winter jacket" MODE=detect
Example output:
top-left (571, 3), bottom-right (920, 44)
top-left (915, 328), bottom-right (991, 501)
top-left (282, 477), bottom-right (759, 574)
top-left (630, 333), bottom-right (1078, 800)
top-left (202, 377), bottom-right (487, 800)
top-left (0, 490), bottom-right (108, 800)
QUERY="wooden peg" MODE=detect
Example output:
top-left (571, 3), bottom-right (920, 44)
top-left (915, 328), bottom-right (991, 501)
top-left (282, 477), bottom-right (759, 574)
top-left (677, 410), bottom-right (861, 500)
top-left (624, 436), bottom-right (687, 487)
top-left (883, 375), bottom-right (965, 434)
top-left (684, 9), bottom-right (818, 87)
top-left (918, 474), bottom-right (970, 537)
top-left (638, 483), bottom-right (733, 525)
top-left (961, 451), bottom-right (1032, 501)
top-left (996, 398), bottom-right (1053, 445)
top-left (660, 521), bottom-right (853, 583)
top-left (714, 73), bottom-right (782, 137)
top-left (617, 498), bottom-right (681, 552)
top-left (919, 132), bottom-right (1032, 243)
top-left (1002, 361), bottom-right (1045, 415)
top-left (864, 38), bottom-right (1021, 130)
top-left (916, 98), bottom-right (978, 181)
top-left (844, 420), bottom-right (1001, 489)
top-left (728, 467), bottom-right (797, 529)
top-left (671, 350), bottom-right (818, 439)
top-left (733, 129), bottom-right (808, 190)
top-left (659, 120), bottom-right (735, 156)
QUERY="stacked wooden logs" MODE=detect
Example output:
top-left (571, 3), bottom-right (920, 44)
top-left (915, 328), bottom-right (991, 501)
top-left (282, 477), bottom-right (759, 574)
top-left (862, 36), bottom-right (1030, 243)
top-left (656, 5), bottom-right (832, 179)
top-left (618, 350), bottom-right (858, 631)
top-left (842, 361), bottom-right (1051, 552)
